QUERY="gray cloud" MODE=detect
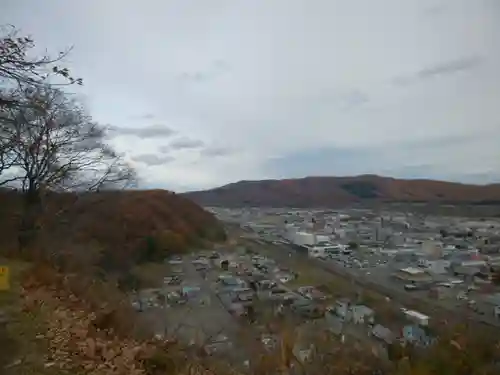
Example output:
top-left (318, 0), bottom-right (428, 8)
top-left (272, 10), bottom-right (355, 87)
top-left (158, 145), bottom-right (171, 153)
top-left (129, 114), bottom-right (155, 120)
top-left (131, 153), bottom-right (175, 166)
top-left (199, 146), bottom-right (233, 158)
top-left (338, 90), bottom-right (369, 110)
top-left (265, 128), bottom-right (500, 183)
top-left (394, 56), bottom-right (484, 86)
top-left (108, 124), bottom-right (176, 139)
top-left (157, 137), bottom-right (205, 153)
top-left (169, 137), bottom-right (205, 150)
top-left (178, 59), bottom-right (230, 84)
top-left (417, 56), bottom-right (483, 79)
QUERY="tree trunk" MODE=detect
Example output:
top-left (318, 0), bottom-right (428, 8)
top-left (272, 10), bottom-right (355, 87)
top-left (18, 188), bottom-right (42, 255)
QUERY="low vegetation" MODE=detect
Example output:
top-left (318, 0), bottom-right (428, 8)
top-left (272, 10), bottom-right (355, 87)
top-left (0, 259), bottom-right (66, 375)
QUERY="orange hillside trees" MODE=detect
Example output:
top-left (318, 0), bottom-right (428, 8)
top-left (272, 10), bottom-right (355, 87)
top-left (0, 85), bottom-right (135, 253)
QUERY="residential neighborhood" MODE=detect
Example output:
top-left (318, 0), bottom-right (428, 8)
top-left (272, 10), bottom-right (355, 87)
top-left (129, 206), bottom-right (500, 367)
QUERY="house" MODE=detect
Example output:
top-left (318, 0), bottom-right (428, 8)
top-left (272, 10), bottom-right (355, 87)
top-left (371, 324), bottom-right (394, 345)
top-left (418, 259), bottom-right (450, 274)
top-left (332, 298), bottom-right (351, 321)
top-left (452, 265), bottom-right (481, 282)
top-left (450, 254), bottom-right (487, 270)
top-left (392, 267), bottom-right (433, 284)
top-left (401, 325), bottom-right (433, 347)
top-left (325, 310), bottom-right (344, 335)
top-left (428, 286), bottom-right (452, 300)
top-left (401, 308), bottom-right (429, 326)
top-left (298, 286), bottom-right (326, 301)
top-left (485, 293), bottom-right (500, 319)
top-left (350, 305), bottom-right (375, 325)
top-left (481, 245), bottom-right (500, 255)
top-left (181, 286), bottom-right (201, 300)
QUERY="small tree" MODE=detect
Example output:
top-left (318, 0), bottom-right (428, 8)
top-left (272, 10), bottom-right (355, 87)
top-left (347, 241), bottom-right (359, 250)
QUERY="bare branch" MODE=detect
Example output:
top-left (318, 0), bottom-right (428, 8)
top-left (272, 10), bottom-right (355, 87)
top-left (0, 25), bottom-right (82, 110)
top-left (0, 85), bottom-right (135, 193)
top-left (0, 84), bottom-right (136, 250)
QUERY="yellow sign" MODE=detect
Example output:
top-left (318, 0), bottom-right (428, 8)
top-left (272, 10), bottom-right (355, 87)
top-left (0, 266), bottom-right (10, 291)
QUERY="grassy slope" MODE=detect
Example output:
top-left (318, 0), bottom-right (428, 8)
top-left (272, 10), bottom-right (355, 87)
top-left (0, 259), bottom-right (72, 375)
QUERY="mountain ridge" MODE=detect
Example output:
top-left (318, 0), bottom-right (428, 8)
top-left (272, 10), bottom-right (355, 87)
top-left (181, 175), bottom-right (500, 208)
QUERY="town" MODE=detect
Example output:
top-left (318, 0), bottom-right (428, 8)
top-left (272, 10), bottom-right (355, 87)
top-left (129, 206), bottom-right (500, 367)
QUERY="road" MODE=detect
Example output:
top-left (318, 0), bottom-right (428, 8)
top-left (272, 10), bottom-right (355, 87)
top-left (164, 259), bottom-right (242, 341)
top-left (137, 257), bottom-right (245, 350)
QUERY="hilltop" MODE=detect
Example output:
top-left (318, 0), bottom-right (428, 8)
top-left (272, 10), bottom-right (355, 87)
top-left (181, 175), bottom-right (500, 208)
top-left (0, 189), bottom-right (226, 267)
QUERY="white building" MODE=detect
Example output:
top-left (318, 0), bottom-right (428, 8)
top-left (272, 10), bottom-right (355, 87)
top-left (418, 259), bottom-right (450, 274)
top-left (288, 231), bottom-right (316, 246)
top-left (334, 228), bottom-right (347, 239)
top-left (308, 243), bottom-right (347, 258)
top-left (401, 308), bottom-right (430, 326)
top-left (451, 259), bottom-right (487, 269)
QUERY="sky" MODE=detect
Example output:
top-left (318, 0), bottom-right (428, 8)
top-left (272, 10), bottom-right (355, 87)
top-left (2, 0), bottom-right (500, 192)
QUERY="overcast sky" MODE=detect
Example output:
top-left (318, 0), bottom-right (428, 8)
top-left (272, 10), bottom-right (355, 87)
top-left (2, 0), bottom-right (500, 192)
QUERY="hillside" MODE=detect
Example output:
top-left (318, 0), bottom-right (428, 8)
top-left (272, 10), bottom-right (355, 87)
top-left (182, 175), bottom-right (500, 208)
top-left (0, 189), bottom-right (226, 268)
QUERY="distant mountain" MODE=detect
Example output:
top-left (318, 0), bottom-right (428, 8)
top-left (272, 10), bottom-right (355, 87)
top-left (181, 175), bottom-right (500, 207)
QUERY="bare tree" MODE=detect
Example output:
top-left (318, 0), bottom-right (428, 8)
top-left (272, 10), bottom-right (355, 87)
top-left (0, 84), bottom-right (135, 249)
top-left (0, 25), bottom-right (81, 108)
top-left (1, 86), bottom-right (135, 190)
top-left (0, 111), bottom-right (17, 180)
top-left (1, 25), bottom-right (83, 181)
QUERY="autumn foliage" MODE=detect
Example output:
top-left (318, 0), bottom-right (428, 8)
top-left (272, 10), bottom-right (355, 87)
top-left (0, 188), bottom-right (226, 268)
top-left (183, 175), bottom-right (500, 207)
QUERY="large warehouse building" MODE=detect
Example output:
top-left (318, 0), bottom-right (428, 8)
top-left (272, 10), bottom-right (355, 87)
top-left (392, 267), bottom-right (433, 284)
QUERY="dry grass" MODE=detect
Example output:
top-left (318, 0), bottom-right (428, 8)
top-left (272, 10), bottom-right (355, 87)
top-left (0, 258), bottom-right (74, 375)
top-left (132, 262), bottom-right (169, 289)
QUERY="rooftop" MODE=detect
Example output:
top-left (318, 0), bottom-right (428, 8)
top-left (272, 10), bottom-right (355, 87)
top-left (400, 267), bottom-right (425, 275)
top-left (402, 309), bottom-right (430, 321)
top-left (486, 293), bottom-right (500, 306)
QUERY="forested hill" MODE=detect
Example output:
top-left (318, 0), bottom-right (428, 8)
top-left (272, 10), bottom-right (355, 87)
top-left (182, 175), bottom-right (500, 207)
top-left (0, 189), bottom-right (226, 266)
